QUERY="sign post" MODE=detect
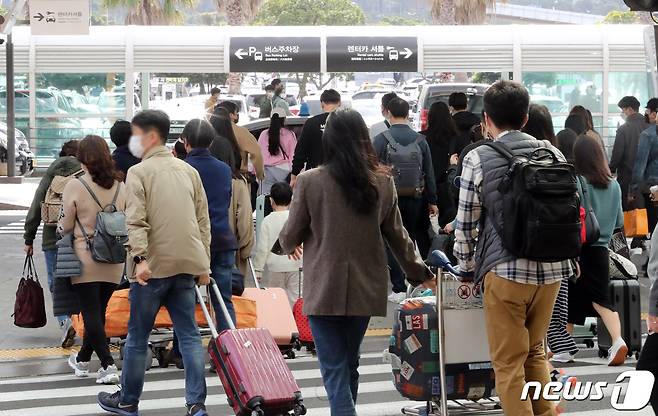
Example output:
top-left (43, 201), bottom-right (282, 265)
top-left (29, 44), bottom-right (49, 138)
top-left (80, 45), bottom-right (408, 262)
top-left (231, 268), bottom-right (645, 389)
top-left (229, 37), bottom-right (321, 73)
top-left (30, 0), bottom-right (90, 36)
top-left (326, 37), bottom-right (418, 73)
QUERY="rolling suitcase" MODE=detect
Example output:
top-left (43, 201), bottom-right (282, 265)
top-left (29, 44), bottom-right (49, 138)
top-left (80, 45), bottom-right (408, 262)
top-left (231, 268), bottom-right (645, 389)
top-left (597, 278), bottom-right (642, 359)
top-left (291, 268), bottom-right (314, 351)
top-left (572, 317), bottom-right (597, 349)
top-left (196, 280), bottom-right (306, 416)
top-left (242, 258), bottom-right (300, 358)
top-left (255, 194), bottom-right (272, 241)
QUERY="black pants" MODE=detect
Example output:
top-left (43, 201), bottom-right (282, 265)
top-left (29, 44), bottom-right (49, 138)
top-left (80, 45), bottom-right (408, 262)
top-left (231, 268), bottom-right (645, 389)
top-left (637, 333), bottom-right (658, 413)
top-left (644, 193), bottom-right (658, 236)
top-left (73, 282), bottom-right (117, 368)
top-left (388, 197), bottom-right (424, 293)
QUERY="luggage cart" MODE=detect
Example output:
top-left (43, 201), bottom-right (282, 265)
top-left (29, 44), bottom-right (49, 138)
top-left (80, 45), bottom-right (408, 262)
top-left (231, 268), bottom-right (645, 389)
top-left (402, 250), bottom-right (502, 416)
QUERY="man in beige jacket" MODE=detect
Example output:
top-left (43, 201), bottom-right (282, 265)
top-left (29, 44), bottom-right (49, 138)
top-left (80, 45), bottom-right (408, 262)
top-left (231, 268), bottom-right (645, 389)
top-left (98, 110), bottom-right (211, 416)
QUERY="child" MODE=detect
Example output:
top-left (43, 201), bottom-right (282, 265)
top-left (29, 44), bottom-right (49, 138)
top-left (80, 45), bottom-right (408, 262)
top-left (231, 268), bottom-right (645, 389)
top-left (252, 182), bottom-right (302, 304)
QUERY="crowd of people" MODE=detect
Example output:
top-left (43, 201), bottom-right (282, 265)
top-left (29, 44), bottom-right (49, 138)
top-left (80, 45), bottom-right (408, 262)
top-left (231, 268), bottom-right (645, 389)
top-left (21, 77), bottom-right (658, 416)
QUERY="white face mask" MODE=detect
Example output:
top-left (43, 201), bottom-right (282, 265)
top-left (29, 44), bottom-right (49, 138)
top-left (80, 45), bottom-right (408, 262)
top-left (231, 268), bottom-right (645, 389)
top-left (129, 135), bottom-right (145, 159)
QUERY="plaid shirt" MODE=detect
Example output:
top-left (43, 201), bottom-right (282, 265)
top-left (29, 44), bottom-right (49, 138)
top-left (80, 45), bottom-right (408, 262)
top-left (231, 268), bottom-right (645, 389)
top-left (453, 133), bottom-right (572, 286)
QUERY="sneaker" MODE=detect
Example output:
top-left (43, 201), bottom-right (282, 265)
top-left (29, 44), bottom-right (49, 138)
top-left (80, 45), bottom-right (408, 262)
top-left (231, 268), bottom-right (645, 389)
top-left (186, 403), bottom-right (208, 416)
top-left (60, 319), bottom-right (76, 349)
top-left (96, 364), bottom-right (120, 385)
top-left (387, 292), bottom-right (406, 304)
top-left (97, 391), bottom-right (138, 416)
top-left (551, 352), bottom-right (575, 363)
top-left (68, 353), bottom-right (89, 377)
top-left (608, 338), bottom-right (628, 366)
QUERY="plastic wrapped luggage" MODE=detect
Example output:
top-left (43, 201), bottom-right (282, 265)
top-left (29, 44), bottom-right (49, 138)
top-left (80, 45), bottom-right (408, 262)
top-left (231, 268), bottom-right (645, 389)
top-left (196, 279), bottom-right (306, 416)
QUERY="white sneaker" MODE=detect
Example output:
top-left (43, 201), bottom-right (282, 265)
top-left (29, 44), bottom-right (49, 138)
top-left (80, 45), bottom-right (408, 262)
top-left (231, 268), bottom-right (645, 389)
top-left (67, 353), bottom-right (89, 377)
top-left (387, 292), bottom-right (406, 304)
top-left (96, 364), bottom-right (120, 385)
top-left (551, 352), bottom-right (575, 363)
top-left (607, 338), bottom-right (628, 366)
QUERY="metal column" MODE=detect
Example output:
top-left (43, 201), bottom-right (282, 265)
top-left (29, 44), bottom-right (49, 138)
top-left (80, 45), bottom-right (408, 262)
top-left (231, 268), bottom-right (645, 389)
top-left (5, 33), bottom-right (15, 177)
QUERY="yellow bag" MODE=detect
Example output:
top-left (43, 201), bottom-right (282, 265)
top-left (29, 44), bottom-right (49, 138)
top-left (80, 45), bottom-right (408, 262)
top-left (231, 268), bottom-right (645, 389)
top-left (624, 209), bottom-right (649, 237)
top-left (232, 296), bottom-right (257, 328)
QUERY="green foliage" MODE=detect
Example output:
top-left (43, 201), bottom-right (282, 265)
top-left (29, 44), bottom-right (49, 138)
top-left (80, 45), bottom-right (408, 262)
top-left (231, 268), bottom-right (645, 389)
top-left (378, 16), bottom-right (423, 25)
top-left (523, 72), bottom-right (558, 87)
top-left (471, 72), bottom-right (501, 84)
top-left (36, 74), bottom-right (112, 93)
top-left (602, 10), bottom-right (640, 24)
top-left (254, 0), bottom-right (366, 25)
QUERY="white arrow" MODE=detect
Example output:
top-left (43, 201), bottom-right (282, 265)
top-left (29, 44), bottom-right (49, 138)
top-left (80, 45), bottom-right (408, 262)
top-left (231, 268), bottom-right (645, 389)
top-left (234, 48), bottom-right (248, 60)
top-left (402, 48), bottom-right (413, 59)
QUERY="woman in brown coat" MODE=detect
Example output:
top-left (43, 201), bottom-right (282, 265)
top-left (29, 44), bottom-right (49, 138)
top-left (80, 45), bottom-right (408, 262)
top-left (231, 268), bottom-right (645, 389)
top-left (278, 108), bottom-right (436, 415)
top-left (58, 135), bottom-right (126, 385)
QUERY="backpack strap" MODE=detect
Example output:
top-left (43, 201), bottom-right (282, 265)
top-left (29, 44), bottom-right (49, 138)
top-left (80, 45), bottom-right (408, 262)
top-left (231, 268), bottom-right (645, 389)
top-left (109, 182), bottom-right (122, 210)
top-left (483, 141), bottom-right (515, 161)
top-left (77, 177), bottom-right (104, 210)
top-left (382, 130), bottom-right (397, 149)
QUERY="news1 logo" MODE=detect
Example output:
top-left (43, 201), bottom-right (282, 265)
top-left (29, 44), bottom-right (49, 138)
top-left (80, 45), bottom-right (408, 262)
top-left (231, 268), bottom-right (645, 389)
top-left (521, 370), bottom-right (655, 410)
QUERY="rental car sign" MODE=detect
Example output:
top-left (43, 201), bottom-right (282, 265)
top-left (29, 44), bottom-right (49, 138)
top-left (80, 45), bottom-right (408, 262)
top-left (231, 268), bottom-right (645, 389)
top-left (30, 0), bottom-right (90, 35)
top-left (326, 36), bottom-right (418, 72)
top-left (229, 37), bottom-right (321, 73)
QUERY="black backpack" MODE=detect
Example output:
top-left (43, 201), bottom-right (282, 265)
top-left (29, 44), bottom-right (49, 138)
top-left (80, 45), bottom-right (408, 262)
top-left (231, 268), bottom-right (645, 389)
top-left (485, 141), bottom-right (582, 262)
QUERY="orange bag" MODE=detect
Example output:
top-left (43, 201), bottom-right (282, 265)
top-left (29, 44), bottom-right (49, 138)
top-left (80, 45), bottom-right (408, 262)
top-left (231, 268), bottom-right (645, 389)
top-left (233, 296), bottom-right (257, 329)
top-left (624, 209), bottom-right (649, 237)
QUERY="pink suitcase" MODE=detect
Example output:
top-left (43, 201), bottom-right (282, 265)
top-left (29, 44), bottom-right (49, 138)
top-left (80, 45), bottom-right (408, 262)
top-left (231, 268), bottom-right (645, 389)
top-left (196, 281), bottom-right (306, 416)
top-left (242, 258), bottom-right (300, 357)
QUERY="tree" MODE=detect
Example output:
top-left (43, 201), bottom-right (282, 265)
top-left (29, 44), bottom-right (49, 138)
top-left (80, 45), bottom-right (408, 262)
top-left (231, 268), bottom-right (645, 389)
top-left (378, 16), bottom-right (423, 25)
top-left (602, 10), bottom-right (640, 24)
top-left (102, 0), bottom-right (197, 25)
top-left (253, 0), bottom-right (366, 25)
top-left (430, 0), bottom-right (499, 25)
top-left (253, 0), bottom-right (365, 99)
top-left (214, 0), bottom-right (264, 94)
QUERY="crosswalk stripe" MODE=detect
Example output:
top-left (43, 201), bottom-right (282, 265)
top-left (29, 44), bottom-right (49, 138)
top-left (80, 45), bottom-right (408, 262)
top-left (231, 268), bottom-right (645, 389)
top-left (0, 364), bottom-right (393, 402)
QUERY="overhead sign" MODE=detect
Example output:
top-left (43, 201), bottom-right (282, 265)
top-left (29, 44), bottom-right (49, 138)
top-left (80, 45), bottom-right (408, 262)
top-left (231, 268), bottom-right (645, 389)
top-left (229, 37), bottom-right (321, 73)
top-left (326, 37), bottom-right (418, 72)
top-left (30, 0), bottom-right (90, 35)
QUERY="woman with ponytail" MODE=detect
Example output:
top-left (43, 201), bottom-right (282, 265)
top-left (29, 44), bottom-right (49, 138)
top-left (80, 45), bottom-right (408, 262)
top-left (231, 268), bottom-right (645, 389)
top-left (256, 108), bottom-right (297, 194)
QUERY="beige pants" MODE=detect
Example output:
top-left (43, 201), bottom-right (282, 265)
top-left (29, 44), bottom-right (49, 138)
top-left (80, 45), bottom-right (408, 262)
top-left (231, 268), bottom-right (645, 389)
top-left (260, 270), bottom-right (301, 307)
top-left (483, 272), bottom-right (560, 416)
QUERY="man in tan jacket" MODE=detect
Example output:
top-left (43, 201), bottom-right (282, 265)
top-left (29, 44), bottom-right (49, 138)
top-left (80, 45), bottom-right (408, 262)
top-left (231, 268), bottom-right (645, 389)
top-left (98, 110), bottom-right (211, 416)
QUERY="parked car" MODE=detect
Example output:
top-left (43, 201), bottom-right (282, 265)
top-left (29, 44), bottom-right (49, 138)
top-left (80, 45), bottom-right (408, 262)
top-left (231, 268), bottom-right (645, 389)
top-left (0, 121), bottom-right (35, 175)
top-left (61, 90), bottom-right (100, 114)
top-left (98, 91), bottom-right (142, 117)
top-left (415, 83), bottom-right (490, 130)
top-left (302, 95), bottom-right (352, 117)
top-left (216, 95), bottom-right (250, 122)
top-left (245, 93), bottom-right (299, 119)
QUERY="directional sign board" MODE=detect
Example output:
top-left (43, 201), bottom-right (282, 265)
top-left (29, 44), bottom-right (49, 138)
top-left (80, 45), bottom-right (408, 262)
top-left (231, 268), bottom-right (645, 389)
top-left (229, 37), bottom-right (321, 73)
top-left (326, 37), bottom-right (418, 72)
top-left (30, 0), bottom-right (90, 35)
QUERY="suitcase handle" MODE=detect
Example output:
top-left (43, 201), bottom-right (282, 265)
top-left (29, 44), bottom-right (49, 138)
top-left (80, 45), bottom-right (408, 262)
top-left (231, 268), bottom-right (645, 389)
top-left (247, 257), bottom-right (262, 290)
top-left (195, 278), bottom-right (236, 339)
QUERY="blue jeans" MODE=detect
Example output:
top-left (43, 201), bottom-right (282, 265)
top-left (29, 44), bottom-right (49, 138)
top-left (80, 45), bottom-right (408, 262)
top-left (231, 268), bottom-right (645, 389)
top-left (43, 249), bottom-right (68, 325)
top-left (309, 316), bottom-right (370, 416)
top-left (172, 251), bottom-right (236, 357)
top-left (120, 275), bottom-right (206, 407)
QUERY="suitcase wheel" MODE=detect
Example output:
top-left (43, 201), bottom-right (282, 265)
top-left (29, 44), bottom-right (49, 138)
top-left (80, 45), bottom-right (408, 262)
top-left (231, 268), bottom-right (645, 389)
top-left (294, 403), bottom-right (307, 416)
top-left (598, 348), bottom-right (609, 359)
top-left (584, 339), bottom-right (594, 348)
top-left (285, 349), bottom-right (296, 359)
top-left (251, 406), bottom-right (265, 416)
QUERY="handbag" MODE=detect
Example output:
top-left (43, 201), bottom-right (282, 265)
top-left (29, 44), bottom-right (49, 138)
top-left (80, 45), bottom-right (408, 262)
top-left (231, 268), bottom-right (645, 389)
top-left (624, 209), bottom-right (649, 237)
top-left (609, 249), bottom-right (638, 280)
top-left (55, 232), bottom-right (82, 279)
top-left (578, 176), bottom-right (601, 245)
top-left (13, 255), bottom-right (47, 328)
top-left (609, 228), bottom-right (631, 259)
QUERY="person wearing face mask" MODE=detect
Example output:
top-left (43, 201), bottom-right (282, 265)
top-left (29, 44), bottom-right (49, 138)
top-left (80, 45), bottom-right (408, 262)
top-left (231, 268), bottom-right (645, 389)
top-left (271, 78), bottom-right (292, 116)
top-left (98, 110), bottom-right (212, 416)
top-left (630, 98), bottom-right (658, 234)
top-left (611, 96), bottom-right (649, 211)
top-left (204, 87), bottom-right (221, 115)
top-left (259, 84), bottom-right (275, 119)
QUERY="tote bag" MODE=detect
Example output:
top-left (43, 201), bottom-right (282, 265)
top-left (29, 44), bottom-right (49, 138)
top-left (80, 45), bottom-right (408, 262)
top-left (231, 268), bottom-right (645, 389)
top-left (13, 255), bottom-right (47, 328)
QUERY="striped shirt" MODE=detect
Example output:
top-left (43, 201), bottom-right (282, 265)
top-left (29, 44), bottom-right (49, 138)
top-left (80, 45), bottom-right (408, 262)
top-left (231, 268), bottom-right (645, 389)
top-left (453, 132), bottom-right (572, 286)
